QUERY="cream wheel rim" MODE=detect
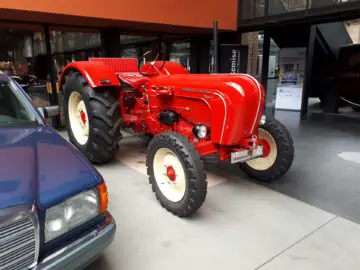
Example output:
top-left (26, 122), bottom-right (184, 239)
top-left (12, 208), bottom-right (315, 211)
top-left (153, 148), bottom-right (186, 202)
top-left (68, 91), bottom-right (89, 145)
top-left (246, 128), bottom-right (277, 171)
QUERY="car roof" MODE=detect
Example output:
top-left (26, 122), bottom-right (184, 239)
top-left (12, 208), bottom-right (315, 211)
top-left (0, 74), bottom-right (10, 81)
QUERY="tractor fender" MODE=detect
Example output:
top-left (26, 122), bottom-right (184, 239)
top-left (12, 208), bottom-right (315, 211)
top-left (59, 61), bottom-right (120, 92)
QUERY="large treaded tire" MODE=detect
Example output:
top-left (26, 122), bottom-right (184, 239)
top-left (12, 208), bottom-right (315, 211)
top-left (240, 119), bottom-right (294, 182)
top-left (63, 71), bottom-right (122, 164)
top-left (147, 132), bottom-right (208, 217)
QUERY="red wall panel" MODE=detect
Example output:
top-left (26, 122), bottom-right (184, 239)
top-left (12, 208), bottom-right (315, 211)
top-left (0, 0), bottom-right (237, 30)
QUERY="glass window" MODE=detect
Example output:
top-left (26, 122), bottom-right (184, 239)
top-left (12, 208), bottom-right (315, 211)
top-left (310, 0), bottom-right (337, 9)
top-left (0, 26), bottom-right (51, 112)
top-left (238, 0), bottom-right (265, 20)
top-left (120, 35), bottom-right (157, 45)
top-left (0, 79), bottom-right (39, 127)
top-left (268, 0), bottom-right (307, 15)
top-left (50, 32), bottom-right (101, 54)
top-left (119, 34), bottom-right (160, 60)
top-left (241, 31), bottom-right (264, 79)
top-left (265, 38), bottom-right (280, 117)
top-left (121, 47), bottom-right (138, 58)
top-left (169, 41), bottom-right (190, 71)
top-left (281, 0), bottom-right (307, 11)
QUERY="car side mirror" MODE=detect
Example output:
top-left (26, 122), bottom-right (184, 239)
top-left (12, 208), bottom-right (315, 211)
top-left (38, 106), bottom-right (60, 119)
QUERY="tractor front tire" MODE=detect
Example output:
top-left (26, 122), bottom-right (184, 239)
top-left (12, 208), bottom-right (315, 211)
top-left (63, 71), bottom-right (122, 164)
top-left (147, 132), bottom-right (208, 217)
top-left (240, 119), bottom-right (294, 182)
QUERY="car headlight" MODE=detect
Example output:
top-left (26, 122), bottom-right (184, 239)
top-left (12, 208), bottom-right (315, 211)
top-left (45, 183), bottom-right (108, 242)
top-left (194, 125), bottom-right (208, 139)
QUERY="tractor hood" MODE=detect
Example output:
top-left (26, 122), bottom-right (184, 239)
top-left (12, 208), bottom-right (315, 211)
top-left (150, 73), bottom-right (265, 145)
top-left (0, 126), bottom-right (101, 210)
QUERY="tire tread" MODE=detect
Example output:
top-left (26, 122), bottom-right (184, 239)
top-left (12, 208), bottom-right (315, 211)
top-left (63, 71), bottom-right (122, 164)
top-left (240, 119), bottom-right (294, 182)
top-left (146, 132), bottom-right (207, 217)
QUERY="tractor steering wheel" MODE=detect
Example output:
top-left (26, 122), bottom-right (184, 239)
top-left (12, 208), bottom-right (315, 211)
top-left (138, 50), bottom-right (166, 77)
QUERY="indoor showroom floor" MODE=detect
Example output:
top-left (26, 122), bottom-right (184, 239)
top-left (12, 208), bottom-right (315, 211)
top-left (59, 109), bottom-right (360, 270)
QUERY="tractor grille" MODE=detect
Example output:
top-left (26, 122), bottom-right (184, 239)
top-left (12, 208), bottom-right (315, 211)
top-left (0, 214), bottom-right (38, 270)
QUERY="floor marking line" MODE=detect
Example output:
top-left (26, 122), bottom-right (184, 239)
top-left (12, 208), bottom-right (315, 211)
top-left (255, 216), bottom-right (338, 270)
top-left (338, 152), bottom-right (360, 164)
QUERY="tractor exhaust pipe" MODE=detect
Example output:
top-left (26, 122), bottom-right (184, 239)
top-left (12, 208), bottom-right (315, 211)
top-left (213, 20), bottom-right (219, 73)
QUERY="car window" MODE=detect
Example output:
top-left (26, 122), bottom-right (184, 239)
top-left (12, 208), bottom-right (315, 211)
top-left (0, 80), bottom-right (39, 127)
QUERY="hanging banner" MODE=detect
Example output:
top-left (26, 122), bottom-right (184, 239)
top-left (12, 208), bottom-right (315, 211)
top-left (219, 44), bottom-right (248, 74)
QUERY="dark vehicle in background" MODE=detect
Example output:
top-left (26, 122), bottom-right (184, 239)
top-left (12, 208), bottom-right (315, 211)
top-left (335, 44), bottom-right (360, 111)
top-left (0, 75), bottom-right (115, 269)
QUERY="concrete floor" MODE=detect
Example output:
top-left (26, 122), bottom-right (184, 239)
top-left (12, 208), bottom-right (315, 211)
top-left (72, 132), bottom-right (360, 270)
top-left (264, 109), bottom-right (360, 224)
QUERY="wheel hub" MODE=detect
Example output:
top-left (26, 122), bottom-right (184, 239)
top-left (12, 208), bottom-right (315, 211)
top-left (153, 148), bottom-right (186, 202)
top-left (80, 111), bottom-right (87, 125)
top-left (166, 166), bottom-right (176, 182)
top-left (261, 139), bottom-right (271, 157)
top-left (246, 128), bottom-right (277, 171)
top-left (68, 92), bottom-right (89, 145)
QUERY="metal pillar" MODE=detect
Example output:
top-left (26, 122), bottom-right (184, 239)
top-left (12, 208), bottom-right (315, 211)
top-left (261, 29), bottom-right (270, 91)
top-left (301, 25), bottom-right (317, 119)
top-left (213, 20), bottom-right (219, 73)
top-left (261, 29), bottom-right (272, 119)
top-left (44, 25), bottom-right (60, 128)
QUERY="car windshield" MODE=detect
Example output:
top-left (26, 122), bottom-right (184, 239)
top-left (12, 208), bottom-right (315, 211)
top-left (0, 79), bottom-right (39, 127)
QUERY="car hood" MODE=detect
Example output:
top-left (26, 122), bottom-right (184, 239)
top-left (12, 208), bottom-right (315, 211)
top-left (0, 125), bottom-right (101, 210)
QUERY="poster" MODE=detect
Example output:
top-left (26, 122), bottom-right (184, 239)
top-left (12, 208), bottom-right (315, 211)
top-left (275, 47), bottom-right (306, 111)
top-left (219, 44), bottom-right (248, 74)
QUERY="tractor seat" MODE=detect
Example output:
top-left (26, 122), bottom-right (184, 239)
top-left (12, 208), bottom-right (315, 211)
top-left (88, 58), bottom-right (148, 88)
top-left (117, 72), bottom-right (149, 89)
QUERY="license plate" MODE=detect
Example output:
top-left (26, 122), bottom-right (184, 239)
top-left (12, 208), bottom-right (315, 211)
top-left (230, 146), bottom-right (263, 164)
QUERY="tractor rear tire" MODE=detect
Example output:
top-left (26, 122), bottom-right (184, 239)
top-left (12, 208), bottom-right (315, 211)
top-left (146, 132), bottom-right (208, 217)
top-left (240, 119), bottom-right (294, 182)
top-left (63, 71), bottom-right (122, 164)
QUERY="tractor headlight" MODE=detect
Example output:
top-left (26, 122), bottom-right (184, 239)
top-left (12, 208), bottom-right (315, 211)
top-left (194, 125), bottom-right (208, 139)
top-left (45, 188), bottom-right (100, 242)
top-left (260, 115), bottom-right (266, 125)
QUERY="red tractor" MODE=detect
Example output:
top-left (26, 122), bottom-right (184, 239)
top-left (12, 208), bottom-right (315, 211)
top-left (59, 52), bottom-right (294, 217)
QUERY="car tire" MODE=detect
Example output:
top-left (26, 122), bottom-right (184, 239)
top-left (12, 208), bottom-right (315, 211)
top-left (146, 132), bottom-right (207, 217)
top-left (63, 71), bottom-right (122, 164)
top-left (240, 119), bottom-right (294, 182)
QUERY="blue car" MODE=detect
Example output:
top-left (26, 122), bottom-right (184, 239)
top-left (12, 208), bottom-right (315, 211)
top-left (0, 74), bottom-right (116, 269)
